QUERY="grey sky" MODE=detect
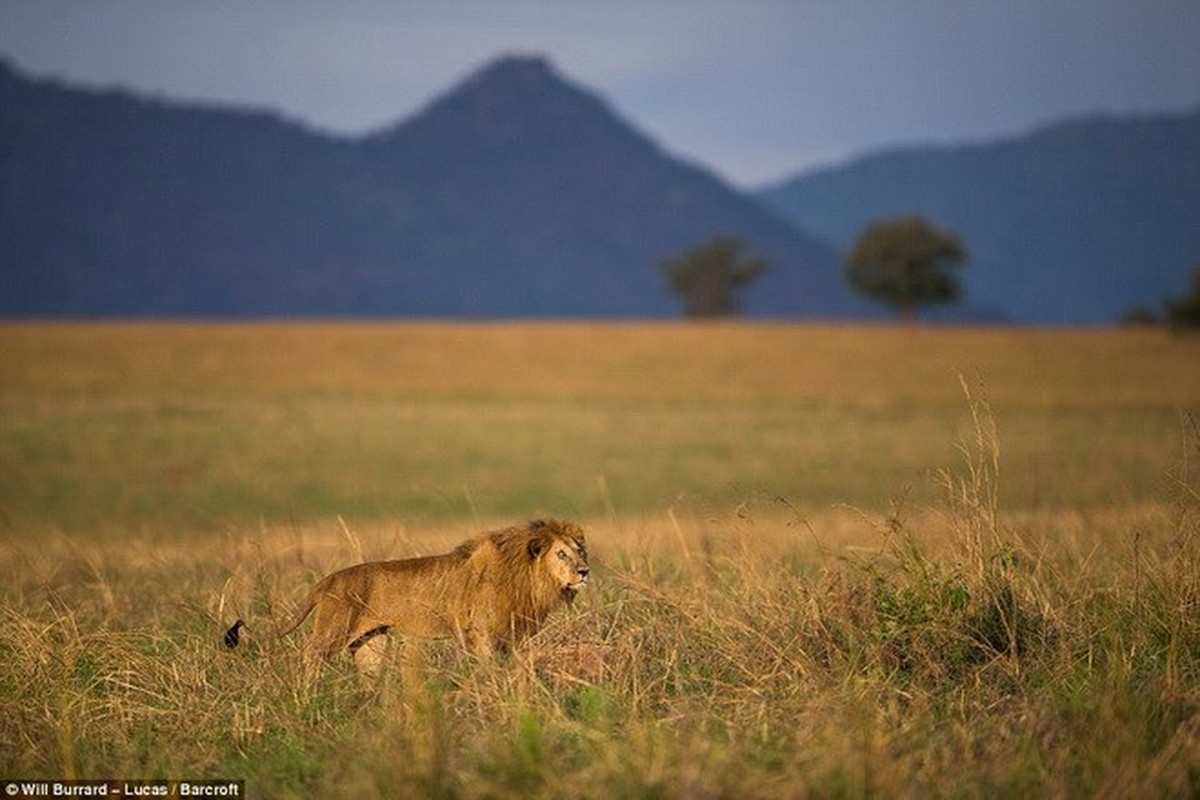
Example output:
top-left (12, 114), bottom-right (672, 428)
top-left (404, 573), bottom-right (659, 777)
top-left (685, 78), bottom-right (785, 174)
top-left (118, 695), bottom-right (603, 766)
top-left (1, 1), bottom-right (1197, 187)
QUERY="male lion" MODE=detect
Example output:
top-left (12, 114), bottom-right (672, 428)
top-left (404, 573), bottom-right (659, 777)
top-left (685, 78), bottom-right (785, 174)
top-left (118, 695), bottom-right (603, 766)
top-left (224, 519), bottom-right (588, 672)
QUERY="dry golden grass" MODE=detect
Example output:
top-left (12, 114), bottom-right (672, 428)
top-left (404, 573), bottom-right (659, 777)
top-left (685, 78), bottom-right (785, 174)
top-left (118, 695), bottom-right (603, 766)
top-left (1, 322), bottom-right (1199, 796)
top-left (2, 481), bottom-right (1198, 796)
top-left (2, 322), bottom-right (1197, 532)
top-left (3, 321), bottom-right (1198, 407)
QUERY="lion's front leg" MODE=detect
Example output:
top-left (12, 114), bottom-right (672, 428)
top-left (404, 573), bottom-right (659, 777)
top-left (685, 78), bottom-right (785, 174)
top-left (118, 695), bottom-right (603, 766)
top-left (465, 628), bottom-right (513, 660)
top-left (470, 631), bottom-right (495, 658)
top-left (451, 618), bottom-right (496, 659)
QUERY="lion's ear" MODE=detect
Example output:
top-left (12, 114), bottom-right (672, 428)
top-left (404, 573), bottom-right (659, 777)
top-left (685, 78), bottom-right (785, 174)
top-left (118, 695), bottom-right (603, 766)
top-left (527, 537), bottom-right (547, 560)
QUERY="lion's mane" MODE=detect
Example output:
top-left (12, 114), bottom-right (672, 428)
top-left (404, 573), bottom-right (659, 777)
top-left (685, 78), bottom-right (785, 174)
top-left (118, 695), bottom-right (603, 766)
top-left (453, 518), bottom-right (587, 644)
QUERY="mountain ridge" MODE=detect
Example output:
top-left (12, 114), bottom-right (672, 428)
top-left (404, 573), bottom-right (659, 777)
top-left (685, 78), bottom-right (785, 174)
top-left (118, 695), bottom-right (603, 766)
top-left (0, 55), bottom-right (858, 318)
top-left (5, 53), bottom-right (1195, 323)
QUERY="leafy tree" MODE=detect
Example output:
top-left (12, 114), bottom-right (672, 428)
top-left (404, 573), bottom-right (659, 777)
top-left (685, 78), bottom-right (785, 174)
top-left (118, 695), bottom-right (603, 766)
top-left (659, 236), bottom-right (767, 319)
top-left (1163, 266), bottom-right (1200, 330)
top-left (844, 215), bottom-right (968, 322)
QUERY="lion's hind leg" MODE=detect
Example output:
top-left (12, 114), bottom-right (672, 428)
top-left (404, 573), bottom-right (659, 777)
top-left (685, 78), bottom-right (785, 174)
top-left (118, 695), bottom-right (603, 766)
top-left (305, 597), bottom-right (361, 666)
top-left (349, 626), bottom-right (392, 677)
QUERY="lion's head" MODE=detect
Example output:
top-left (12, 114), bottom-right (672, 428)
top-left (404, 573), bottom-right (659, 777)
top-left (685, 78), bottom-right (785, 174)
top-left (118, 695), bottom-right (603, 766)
top-left (481, 518), bottom-right (589, 621)
top-left (526, 519), bottom-right (589, 602)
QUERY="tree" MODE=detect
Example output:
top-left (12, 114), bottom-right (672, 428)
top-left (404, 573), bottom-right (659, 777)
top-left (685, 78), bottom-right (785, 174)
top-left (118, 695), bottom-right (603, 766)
top-left (844, 215), bottom-right (968, 322)
top-left (659, 236), bottom-right (768, 319)
top-left (1163, 266), bottom-right (1200, 330)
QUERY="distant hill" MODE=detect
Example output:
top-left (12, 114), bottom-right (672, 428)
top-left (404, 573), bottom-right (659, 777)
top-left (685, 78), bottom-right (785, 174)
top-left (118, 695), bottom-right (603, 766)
top-left (0, 55), bottom-right (859, 318)
top-left (757, 109), bottom-right (1200, 324)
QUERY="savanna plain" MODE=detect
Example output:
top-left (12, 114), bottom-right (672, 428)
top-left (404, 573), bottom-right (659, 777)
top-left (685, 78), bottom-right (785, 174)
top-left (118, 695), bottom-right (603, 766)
top-left (2, 322), bottom-right (1199, 798)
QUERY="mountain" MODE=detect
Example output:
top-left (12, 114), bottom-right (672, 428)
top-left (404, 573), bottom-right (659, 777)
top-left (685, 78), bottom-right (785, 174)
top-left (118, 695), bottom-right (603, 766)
top-left (0, 55), bottom-right (858, 318)
top-left (757, 109), bottom-right (1200, 324)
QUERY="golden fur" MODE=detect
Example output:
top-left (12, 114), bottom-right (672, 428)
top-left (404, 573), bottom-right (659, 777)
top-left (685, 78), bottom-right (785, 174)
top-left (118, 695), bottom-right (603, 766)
top-left (225, 519), bottom-right (588, 669)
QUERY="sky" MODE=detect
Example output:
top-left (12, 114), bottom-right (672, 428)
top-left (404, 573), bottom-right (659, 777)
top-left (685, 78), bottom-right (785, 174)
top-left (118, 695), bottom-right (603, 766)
top-left (1, 1), bottom-right (1198, 188)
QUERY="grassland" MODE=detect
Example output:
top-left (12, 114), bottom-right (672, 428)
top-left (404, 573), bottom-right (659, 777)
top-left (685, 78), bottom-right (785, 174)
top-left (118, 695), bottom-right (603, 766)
top-left (1, 322), bottom-right (1199, 797)
top-left (2, 322), bottom-right (1197, 530)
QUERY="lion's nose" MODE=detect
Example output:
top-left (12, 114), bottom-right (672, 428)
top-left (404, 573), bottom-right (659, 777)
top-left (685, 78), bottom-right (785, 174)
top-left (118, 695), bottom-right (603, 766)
top-left (578, 566), bottom-right (590, 578)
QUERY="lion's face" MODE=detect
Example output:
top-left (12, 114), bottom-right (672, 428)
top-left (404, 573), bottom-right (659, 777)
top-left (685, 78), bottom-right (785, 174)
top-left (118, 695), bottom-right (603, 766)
top-left (534, 532), bottom-right (590, 599)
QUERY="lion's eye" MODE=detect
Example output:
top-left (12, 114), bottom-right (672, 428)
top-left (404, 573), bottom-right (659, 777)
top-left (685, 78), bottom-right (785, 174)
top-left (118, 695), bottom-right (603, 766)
top-left (557, 549), bottom-right (569, 560)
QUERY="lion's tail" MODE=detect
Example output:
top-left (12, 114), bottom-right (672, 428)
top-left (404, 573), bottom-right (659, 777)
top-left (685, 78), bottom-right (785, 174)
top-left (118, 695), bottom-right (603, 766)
top-left (222, 592), bottom-right (318, 650)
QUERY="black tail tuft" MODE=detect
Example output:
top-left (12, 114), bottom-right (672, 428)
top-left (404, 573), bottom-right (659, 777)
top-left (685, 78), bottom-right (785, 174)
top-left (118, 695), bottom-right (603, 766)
top-left (224, 619), bottom-right (245, 649)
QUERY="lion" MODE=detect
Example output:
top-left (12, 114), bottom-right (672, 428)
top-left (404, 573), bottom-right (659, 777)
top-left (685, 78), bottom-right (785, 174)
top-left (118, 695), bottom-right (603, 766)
top-left (224, 518), bottom-right (588, 672)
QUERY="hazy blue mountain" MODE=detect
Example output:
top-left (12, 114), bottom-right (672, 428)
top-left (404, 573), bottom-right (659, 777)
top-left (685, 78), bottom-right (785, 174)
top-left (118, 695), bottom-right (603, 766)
top-left (0, 55), bottom-right (858, 318)
top-left (757, 109), bottom-right (1200, 324)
